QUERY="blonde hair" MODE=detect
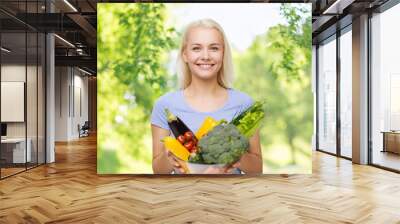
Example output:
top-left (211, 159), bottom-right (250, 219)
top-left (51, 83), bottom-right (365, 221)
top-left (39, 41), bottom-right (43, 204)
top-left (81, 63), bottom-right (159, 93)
top-left (176, 18), bottom-right (234, 89)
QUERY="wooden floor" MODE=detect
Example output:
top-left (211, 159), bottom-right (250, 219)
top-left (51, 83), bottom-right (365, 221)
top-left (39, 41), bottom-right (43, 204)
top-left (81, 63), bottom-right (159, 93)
top-left (0, 167), bottom-right (26, 178)
top-left (1, 163), bottom-right (44, 178)
top-left (1, 135), bottom-right (400, 223)
top-left (373, 150), bottom-right (400, 171)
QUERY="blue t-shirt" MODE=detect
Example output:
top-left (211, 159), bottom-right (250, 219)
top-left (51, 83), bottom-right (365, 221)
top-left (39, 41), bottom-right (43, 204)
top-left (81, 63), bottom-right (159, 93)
top-left (151, 88), bottom-right (254, 133)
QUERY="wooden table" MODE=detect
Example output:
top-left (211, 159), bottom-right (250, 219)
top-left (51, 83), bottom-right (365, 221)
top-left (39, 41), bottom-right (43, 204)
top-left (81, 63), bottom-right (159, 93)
top-left (381, 131), bottom-right (400, 154)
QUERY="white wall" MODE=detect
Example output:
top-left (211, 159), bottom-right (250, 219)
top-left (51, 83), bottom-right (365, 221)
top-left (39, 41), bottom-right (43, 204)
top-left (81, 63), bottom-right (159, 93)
top-left (1, 65), bottom-right (25, 81)
top-left (72, 72), bottom-right (89, 138)
top-left (54, 67), bottom-right (89, 141)
top-left (1, 82), bottom-right (25, 122)
top-left (55, 67), bottom-right (69, 141)
top-left (1, 65), bottom-right (26, 139)
top-left (1, 65), bottom-right (39, 137)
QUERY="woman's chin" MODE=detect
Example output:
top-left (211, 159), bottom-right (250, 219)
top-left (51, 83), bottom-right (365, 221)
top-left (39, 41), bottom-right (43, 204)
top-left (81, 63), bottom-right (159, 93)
top-left (193, 72), bottom-right (218, 81)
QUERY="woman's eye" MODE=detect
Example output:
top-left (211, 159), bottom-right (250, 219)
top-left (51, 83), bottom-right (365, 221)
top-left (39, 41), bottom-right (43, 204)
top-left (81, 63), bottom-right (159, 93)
top-left (211, 47), bottom-right (219, 51)
top-left (192, 47), bottom-right (200, 51)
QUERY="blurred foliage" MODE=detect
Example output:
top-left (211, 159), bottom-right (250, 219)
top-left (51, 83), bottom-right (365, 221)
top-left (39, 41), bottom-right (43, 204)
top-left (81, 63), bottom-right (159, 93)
top-left (97, 3), bottom-right (176, 173)
top-left (97, 3), bottom-right (312, 174)
top-left (234, 4), bottom-right (312, 171)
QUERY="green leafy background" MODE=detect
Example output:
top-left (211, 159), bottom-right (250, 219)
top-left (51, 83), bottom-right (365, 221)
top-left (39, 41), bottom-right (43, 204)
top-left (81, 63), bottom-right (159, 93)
top-left (97, 3), bottom-right (313, 174)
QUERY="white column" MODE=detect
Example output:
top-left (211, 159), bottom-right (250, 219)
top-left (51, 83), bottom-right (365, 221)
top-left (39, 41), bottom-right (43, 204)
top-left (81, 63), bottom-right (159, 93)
top-left (352, 14), bottom-right (369, 164)
top-left (46, 33), bottom-right (55, 163)
top-left (312, 45), bottom-right (317, 151)
top-left (46, 1), bottom-right (55, 163)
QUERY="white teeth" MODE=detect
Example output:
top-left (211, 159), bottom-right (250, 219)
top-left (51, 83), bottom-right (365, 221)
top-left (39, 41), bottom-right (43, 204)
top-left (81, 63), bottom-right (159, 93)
top-left (198, 64), bottom-right (213, 69)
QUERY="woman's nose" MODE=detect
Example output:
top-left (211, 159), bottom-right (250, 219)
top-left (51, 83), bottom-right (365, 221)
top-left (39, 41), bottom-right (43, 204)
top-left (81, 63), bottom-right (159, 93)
top-left (201, 50), bottom-right (210, 59)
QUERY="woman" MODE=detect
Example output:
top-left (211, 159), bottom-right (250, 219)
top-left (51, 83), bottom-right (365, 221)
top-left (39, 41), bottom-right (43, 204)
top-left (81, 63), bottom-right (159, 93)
top-left (151, 18), bottom-right (262, 174)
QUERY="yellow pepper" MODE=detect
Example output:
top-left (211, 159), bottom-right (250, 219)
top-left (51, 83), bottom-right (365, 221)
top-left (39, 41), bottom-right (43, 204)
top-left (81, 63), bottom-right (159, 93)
top-left (163, 137), bottom-right (190, 161)
top-left (195, 117), bottom-right (218, 139)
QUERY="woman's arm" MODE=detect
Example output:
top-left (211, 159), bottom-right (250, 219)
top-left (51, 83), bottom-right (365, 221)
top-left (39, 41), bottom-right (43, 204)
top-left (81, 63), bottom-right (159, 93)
top-left (234, 129), bottom-right (263, 174)
top-left (152, 125), bottom-right (175, 174)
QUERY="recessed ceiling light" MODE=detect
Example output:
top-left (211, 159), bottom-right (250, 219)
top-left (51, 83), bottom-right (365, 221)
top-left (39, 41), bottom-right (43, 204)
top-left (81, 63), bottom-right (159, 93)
top-left (1, 47), bottom-right (11, 53)
top-left (63, 0), bottom-right (78, 12)
top-left (323, 0), bottom-right (354, 15)
top-left (78, 67), bottom-right (93, 76)
top-left (54, 34), bottom-right (75, 48)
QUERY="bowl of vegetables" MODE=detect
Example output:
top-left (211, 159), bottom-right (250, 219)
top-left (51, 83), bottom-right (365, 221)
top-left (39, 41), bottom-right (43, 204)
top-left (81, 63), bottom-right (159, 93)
top-left (162, 101), bottom-right (265, 174)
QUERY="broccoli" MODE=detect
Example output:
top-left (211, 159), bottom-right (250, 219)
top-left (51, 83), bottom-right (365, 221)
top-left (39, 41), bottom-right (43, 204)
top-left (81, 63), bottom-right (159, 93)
top-left (189, 153), bottom-right (204, 163)
top-left (195, 123), bottom-right (249, 165)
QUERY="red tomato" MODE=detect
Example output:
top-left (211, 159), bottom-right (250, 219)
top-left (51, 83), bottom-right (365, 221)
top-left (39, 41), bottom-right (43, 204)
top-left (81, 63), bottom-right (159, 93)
top-left (184, 141), bottom-right (194, 150)
top-left (184, 132), bottom-right (194, 141)
top-left (177, 135), bottom-right (185, 144)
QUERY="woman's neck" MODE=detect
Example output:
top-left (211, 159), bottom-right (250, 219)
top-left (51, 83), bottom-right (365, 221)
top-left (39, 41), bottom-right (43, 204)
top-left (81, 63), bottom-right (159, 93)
top-left (184, 76), bottom-right (226, 98)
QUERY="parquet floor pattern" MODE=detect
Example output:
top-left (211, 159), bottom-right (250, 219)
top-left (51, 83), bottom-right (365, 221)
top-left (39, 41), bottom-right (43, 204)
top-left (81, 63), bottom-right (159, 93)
top-left (1, 135), bottom-right (400, 223)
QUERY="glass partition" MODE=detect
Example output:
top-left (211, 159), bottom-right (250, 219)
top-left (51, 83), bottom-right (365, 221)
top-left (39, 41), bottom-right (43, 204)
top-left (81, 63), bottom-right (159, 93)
top-left (1, 30), bottom-right (27, 177)
top-left (0, 1), bottom-right (46, 179)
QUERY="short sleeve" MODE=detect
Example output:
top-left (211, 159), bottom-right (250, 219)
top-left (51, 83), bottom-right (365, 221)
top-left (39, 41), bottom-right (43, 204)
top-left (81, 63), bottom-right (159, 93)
top-left (151, 98), bottom-right (169, 130)
top-left (242, 95), bottom-right (254, 111)
top-left (238, 93), bottom-right (254, 115)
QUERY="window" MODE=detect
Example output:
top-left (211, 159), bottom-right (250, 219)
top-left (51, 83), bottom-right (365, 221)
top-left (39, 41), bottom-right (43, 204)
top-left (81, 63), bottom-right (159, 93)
top-left (371, 2), bottom-right (400, 171)
top-left (340, 28), bottom-right (352, 158)
top-left (318, 36), bottom-right (337, 154)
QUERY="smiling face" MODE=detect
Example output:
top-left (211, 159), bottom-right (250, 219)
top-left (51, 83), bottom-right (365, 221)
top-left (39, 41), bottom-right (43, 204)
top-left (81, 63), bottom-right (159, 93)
top-left (182, 26), bottom-right (224, 82)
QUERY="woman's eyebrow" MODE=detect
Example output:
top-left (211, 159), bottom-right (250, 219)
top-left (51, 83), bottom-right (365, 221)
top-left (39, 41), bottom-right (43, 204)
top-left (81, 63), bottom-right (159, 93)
top-left (190, 43), bottom-right (222, 46)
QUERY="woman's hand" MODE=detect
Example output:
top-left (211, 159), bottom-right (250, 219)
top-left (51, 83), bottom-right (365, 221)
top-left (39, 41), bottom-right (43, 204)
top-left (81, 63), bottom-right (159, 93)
top-left (166, 151), bottom-right (188, 174)
top-left (225, 161), bottom-right (241, 173)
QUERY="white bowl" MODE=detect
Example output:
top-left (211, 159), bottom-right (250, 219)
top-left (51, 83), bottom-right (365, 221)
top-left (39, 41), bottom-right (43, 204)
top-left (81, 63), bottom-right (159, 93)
top-left (186, 163), bottom-right (227, 174)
